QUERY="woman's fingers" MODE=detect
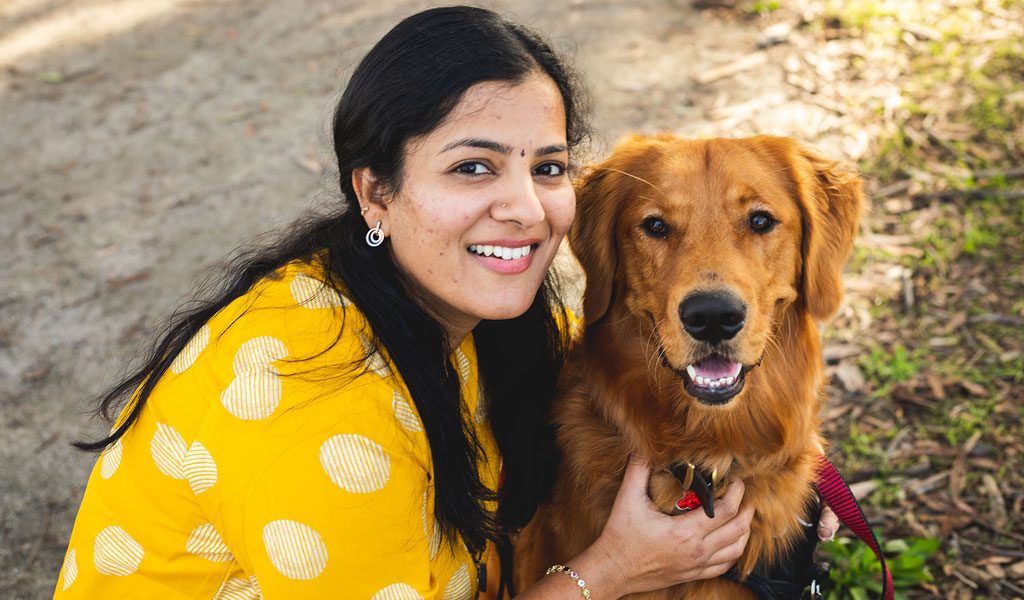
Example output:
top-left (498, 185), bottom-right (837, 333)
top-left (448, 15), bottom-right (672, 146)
top-left (818, 505), bottom-right (839, 540)
top-left (684, 477), bottom-right (745, 538)
top-left (619, 453), bottom-right (653, 502)
top-left (702, 504), bottom-right (752, 564)
top-left (667, 479), bottom-right (751, 571)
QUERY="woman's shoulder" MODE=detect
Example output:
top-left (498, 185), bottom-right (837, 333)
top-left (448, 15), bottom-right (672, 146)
top-left (155, 257), bottom-right (419, 458)
top-left (159, 259), bottom-right (392, 416)
top-left (206, 259), bottom-right (364, 351)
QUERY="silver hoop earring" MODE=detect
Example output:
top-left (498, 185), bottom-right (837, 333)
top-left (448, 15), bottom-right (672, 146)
top-left (365, 221), bottom-right (385, 247)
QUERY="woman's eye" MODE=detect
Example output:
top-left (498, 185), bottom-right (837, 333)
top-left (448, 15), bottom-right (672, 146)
top-left (534, 162), bottom-right (566, 177)
top-left (748, 211), bottom-right (777, 233)
top-left (641, 216), bottom-right (669, 238)
top-left (454, 162), bottom-right (491, 175)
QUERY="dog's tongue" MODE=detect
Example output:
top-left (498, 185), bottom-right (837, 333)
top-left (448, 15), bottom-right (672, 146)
top-left (693, 355), bottom-right (738, 379)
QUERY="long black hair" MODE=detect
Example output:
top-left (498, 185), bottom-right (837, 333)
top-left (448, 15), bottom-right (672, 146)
top-left (77, 6), bottom-right (590, 559)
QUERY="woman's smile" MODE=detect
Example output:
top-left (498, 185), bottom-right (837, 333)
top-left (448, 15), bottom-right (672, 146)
top-left (467, 240), bottom-right (540, 273)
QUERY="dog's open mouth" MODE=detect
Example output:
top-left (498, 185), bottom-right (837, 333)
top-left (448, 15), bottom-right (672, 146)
top-left (681, 354), bottom-right (746, 405)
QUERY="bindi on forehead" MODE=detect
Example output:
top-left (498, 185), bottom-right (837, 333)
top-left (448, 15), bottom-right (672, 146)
top-left (520, 149), bottom-right (526, 158)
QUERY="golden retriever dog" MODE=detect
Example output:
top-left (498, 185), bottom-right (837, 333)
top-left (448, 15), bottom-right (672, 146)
top-left (514, 135), bottom-right (863, 598)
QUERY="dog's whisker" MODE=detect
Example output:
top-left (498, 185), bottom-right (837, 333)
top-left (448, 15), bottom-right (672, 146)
top-left (598, 167), bottom-right (665, 196)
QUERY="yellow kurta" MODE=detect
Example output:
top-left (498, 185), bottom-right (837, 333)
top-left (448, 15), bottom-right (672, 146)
top-left (56, 260), bottom-right (498, 599)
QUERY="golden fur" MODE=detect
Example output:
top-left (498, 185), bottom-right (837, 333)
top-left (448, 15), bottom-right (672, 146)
top-left (514, 135), bottom-right (864, 598)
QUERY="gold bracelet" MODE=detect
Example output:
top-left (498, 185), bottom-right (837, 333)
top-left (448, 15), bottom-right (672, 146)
top-left (545, 564), bottom-right (591, 599)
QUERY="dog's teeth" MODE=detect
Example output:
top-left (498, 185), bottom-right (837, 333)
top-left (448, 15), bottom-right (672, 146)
top-left (686, 365), bottom-right (697, 380)
top-left (710, 380), bottom-right (720, 389)
top-left (723, 376), bottom-right (734, 386)
top-left (731, 363), bottom-right (742, 377)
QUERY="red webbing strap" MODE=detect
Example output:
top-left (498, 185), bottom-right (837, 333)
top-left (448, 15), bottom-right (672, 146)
top-left (816, 455), bottom-right (894, 600)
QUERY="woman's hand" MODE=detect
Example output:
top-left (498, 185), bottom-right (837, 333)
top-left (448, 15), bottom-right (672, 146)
top-left (575, 454), bottom-right (754, 597)
top-left (817, 505), bottom-right (838, 540)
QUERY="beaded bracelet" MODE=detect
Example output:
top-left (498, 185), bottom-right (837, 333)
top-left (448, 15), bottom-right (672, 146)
top-left (545, 564), bottom-right (591, 599)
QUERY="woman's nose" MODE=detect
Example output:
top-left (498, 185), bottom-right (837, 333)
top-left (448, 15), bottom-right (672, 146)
top-left (491, 174), bottom-right (545, 226)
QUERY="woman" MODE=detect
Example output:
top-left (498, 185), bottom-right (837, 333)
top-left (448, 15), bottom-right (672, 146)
top-left (56, 6), bottom-right (766, 598)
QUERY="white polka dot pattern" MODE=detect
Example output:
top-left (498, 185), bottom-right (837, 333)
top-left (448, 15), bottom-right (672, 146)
top-left (262, 520), bottom-right (328, 580)
top-left (182, 440), bottom-right (217, 494)
top-left (93, 526), bottom-right (144, 576)
top-left (150, 422), bottom-right (187, 480)
top-left (185, 523), bottom-right (233, 562)
top-left (213, 575), bottom-right (261, 600)
top-left (220, 336), bottom-right (288, 420)
top-left (360, 333), bottom-right (390, 378)
top-left (392, 391), bottom-right (422, 432)
top-left (170, 324), bottom-right (210, 374)
top-left (100, 438), bottom-right (122, 479)
top-left (60, 548), bottom-right (77, 590)
top-left (319, 434), bottom-right (391, 493)
top-left (443, 563), bottom-right (473, 600)
top-left (422, 491), bottom-right (440, 560)
top-left (454, 349), bottom-right (471, 386)
top-left (372, 583), bottom-right (424, 600)
top-left (290, 274), bottom-right (348, 309)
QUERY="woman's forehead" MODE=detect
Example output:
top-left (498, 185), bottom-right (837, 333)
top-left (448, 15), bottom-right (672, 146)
top-left (422, 74), bottom-right (568, 148)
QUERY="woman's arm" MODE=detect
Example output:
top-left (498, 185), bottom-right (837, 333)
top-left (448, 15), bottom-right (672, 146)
top-left (518, 455), bottom-right (753, 598)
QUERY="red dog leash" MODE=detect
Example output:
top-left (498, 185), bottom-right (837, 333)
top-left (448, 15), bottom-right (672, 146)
top-left (816, 454), bottom-right (894, 600)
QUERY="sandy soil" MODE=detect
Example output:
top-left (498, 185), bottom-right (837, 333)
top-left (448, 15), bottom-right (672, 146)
top-left (0, 0), bottom-right (860, 596)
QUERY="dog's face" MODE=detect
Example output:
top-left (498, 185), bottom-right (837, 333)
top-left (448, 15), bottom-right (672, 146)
top-left (571, 135), bottom-right (862, 407)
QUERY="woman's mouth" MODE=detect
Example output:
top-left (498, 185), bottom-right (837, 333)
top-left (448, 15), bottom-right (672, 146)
top-left (467, 242), bottom-right (540, 275)
top-left (468, 243), bottom-right (534, 260)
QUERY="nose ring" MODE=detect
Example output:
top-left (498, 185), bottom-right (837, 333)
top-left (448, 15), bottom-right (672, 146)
top-left (501, 203), bottom-right (508, 208)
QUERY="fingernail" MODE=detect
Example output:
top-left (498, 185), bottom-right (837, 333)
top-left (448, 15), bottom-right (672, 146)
top-left (818, 526), bottom-right (834, 540)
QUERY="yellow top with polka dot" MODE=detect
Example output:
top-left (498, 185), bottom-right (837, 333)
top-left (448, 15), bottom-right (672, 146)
top-left (57, 260), bottom-right (498, 599)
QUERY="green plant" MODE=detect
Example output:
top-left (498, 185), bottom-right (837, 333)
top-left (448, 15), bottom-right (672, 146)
top-left (859, 344), bottom-right (922, 397)
top-left (820, 537), bottom-right (939, 600)
top-left (962, 212), bottom-right (999, 255)
top-left (748, 0), bottom-right (780, 14)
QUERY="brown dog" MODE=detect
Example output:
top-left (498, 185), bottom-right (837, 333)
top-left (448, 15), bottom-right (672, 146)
top-left (514, 135), bottom-right (863, 598)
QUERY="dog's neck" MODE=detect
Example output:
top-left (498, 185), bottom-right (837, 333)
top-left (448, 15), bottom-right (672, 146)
top-left (580, 301), bottom-right (824, 470)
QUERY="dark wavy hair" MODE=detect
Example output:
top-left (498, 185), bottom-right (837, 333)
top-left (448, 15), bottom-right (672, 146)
top-left (76, 6), bottom-right (590, 561)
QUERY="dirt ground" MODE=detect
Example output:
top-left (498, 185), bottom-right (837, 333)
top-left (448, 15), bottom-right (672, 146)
top-left (1, 0), bottom-right (878, 597)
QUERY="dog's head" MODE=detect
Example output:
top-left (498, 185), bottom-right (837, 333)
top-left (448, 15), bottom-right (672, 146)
top-left (571, 135), bottom-right (863, 407)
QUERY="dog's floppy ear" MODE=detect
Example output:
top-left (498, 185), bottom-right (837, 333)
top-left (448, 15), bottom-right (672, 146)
top-left (746, 137), bottom-right (864, 319)
top-left (789, 141), bottom-right (864, 319)
top-left (571, 135), bottom-right (670, 324)
top-left (795, 145), bottom-right (864, 319)
top-left (570, 164), bottom-right (620, 324)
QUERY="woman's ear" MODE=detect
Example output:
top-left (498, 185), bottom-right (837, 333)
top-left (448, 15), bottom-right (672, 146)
top-left (351, 167), bottom-right (389, 229)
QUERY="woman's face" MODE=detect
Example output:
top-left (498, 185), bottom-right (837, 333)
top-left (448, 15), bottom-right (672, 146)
top-left (364, 73), bottom-right (575, 340)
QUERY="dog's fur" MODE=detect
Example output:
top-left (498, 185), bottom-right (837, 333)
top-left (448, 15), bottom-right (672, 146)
top-left (514, 135), bottom-right (863, 598)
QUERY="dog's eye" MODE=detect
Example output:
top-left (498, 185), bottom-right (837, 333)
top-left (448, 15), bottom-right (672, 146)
top-left (749, 211), bottom-right (776, 233)
top-left (641, 217), bottom-right (669, 238)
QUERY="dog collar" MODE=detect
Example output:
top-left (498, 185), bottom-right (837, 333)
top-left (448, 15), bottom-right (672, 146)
top-left (668, 462), bottom-right (721, 518)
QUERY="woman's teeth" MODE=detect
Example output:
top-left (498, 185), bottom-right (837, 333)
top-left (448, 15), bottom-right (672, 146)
top-left (468, 244), bottom-right (533, 260)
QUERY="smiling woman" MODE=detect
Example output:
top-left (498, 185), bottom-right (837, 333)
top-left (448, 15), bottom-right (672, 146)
top-left (355, 73), bottom-right (575, 342)
top-left (56, 6), bottom-right (759, 600)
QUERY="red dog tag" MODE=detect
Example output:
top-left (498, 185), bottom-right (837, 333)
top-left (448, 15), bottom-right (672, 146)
top-left (676, 490), bottom-right (703, 513)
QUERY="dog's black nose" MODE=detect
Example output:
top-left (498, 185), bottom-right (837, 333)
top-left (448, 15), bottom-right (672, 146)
top-left (679, 292), bottom-right (746, 343)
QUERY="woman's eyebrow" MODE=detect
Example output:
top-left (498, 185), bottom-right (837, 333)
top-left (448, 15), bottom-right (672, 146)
top-left (438, 139), bottom-right (568, 157)
top-left (535, 144), bottom-right (568, 156)
top-left (439, 138), bottom-right (513, 155)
